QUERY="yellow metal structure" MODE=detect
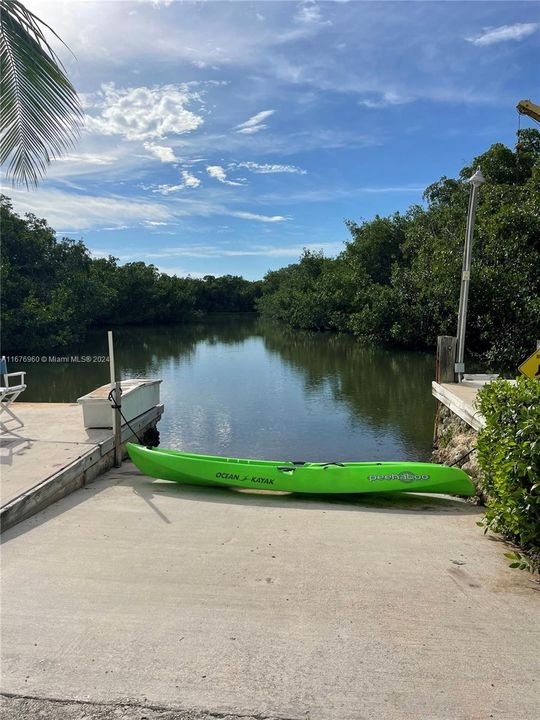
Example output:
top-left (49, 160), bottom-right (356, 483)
top-left (518, 348), bottom-right (540, 380)
top-left (516, 100), bottom-right (540, 123)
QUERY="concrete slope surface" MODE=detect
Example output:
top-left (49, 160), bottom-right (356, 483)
top-left (1, 464), bottom-right (538, 720)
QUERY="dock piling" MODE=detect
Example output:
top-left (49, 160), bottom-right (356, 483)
top-left (434, 335), bottom-right (458, 446)
top-left (436, 336), bottom-right (457, 384)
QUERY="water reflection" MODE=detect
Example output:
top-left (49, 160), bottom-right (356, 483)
top-left (13, 315), bottom-right (436, 462)
top-left (18, 316), bottom-right (260, 401)
top-left (260, 322), bottom-right (435, 458)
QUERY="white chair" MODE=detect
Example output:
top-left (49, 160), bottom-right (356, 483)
top-left (0, 356), bottom-right (27, 429)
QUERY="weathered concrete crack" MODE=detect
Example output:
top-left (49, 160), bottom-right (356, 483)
top-left (0, 693), bottom-right (303, 720)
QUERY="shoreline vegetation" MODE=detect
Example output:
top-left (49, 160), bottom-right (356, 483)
top-left (2, 131), bottom-right (539, 370)
top-left (257, 131), bottom-right (539, 371)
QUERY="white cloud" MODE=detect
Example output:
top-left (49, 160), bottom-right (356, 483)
top-left (235, 161), bottom-right (306, 175)
top-left (143, 142), bottom-right (178, 162)
top-left (278, 1), bottom-right (332, 42)
top-left (153, 185), bottom-right (186, 195)
top-left (153, 170), bottom-right (201, 194)
top-left (207, 165), bottom-right (245, 186)
top-left (9, 188), bottom-right (173, 230)
top-left (358, 185), bottom-right (426, 194)
top-left (258, 184), bottom-right (426, 205)
top-left (226, 211), bottom-right (287, 223)
top-left (207, 165), bottom-right (227, 182)
top-left (96, 226), bottom-right (130, 233)
top-left (467, 23), bottom-right (538, 46)
top-left (295, 1), bottom-right (332, 28)
top-left (236, 126), bottom-right (266, 136)
top-left (8, 186), bottom-right (288, 230)
top-left (222, 241), bottom-right (340, 256)
top-left (235, 110), bottom-right (275, 135)
top-left (86, 83), bottom-right (204, 141)
top-left (181, 171), bottom-right (202, 189)
top-left (41, 140), bottom-right (173, 184)
top-left (134, 241), bottom-right (338, 261)
top-left (57, 153), bottom-right (115, 165)
top-left (359, 91), bottom-right (412, 109)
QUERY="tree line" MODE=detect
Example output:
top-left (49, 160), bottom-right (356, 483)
top-left (2, 130), bottom-right (539, 367)
top-left (0, 195), bottom-right (262, 352)
top-left (257, 130), bottom-right (540, 370)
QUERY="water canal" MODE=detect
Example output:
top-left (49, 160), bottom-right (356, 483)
top-left (15, 316), bottom-right (437, 462)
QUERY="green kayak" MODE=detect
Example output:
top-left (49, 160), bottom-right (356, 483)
top-left (126, 443), bottom-right (475, 496)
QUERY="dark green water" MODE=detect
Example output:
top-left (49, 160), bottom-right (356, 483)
top-left (13, 316), bottom-right (437, 462)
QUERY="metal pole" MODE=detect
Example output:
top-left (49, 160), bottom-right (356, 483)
top-left (455, 168), bottom-right (485, 382)
top-left (107, 330), bottom-right (115, 387)
top-left (108, 331), bottom-right (122, 468)
top-left (114, 380), bottom-right (123, 467)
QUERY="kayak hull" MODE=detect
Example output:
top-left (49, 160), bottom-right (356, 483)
top-left (126, 443), bottom-right (476, 496)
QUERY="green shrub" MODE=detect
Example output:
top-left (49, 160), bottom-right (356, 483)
top-left (476, 377), bottom-right (540, 564)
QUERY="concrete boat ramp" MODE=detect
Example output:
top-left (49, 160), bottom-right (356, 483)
top-left (1, 399), bottom-right (163, 531)
top-left (2, 448), bottom-right (539, 719)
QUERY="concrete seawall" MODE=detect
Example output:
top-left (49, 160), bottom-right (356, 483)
top-left (431, 379), bottom-right (488, 497)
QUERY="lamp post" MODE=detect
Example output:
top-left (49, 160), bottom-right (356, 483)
top-left (455, 167), bottom-right (485, 382)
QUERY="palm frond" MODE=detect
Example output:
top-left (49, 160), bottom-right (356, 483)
top-left (0, 0), bottom-right (83, 188)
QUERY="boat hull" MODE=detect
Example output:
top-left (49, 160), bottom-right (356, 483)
top-left (126, 443), bottom-right (476, 496)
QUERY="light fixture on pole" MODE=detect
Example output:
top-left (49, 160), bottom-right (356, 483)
top-left (455, 167), bottom-right (485, 382)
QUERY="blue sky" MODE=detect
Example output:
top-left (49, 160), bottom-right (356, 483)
top-left (7, 0), bottom-right (540, 280)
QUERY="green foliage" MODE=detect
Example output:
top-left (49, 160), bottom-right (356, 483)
top-left (0, 0), bottom-right (83, 186)
top-left (344, 213), bottom-right (406, 285)
top-left (258, 131), bottom-right (540, 370)
top-left (193, 274), bottom-right (262, 313)
top-left (503, 552), bottom-right (536, 574)
top-left (1, 196), bottom-right (104, 349)
top-left (0, 196), bottom-right (262, 352)
top-left (257, 250), bottom-right (344, 330)
top-left (476, 378), bottom-right (540, 568)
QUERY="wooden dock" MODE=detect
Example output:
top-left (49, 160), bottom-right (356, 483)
top-left (0, 400), bottom-right (163, 531)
